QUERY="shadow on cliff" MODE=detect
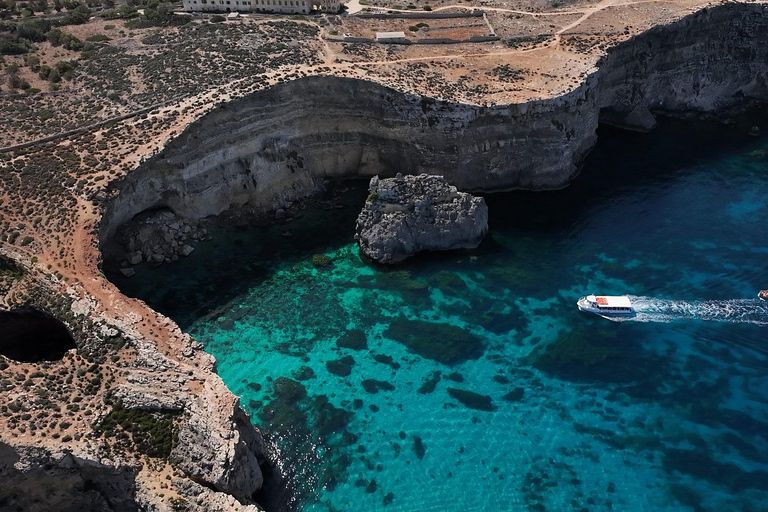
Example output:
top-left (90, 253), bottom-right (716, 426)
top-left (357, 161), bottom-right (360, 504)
top-left (485, 106), bottom-right (768, 236)
top-left (0, 442), bottom-right (139, 512)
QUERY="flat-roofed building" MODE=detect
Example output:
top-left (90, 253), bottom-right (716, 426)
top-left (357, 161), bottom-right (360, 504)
top-left (182, 0), bottom-right (339, 14)
top-left (375, 31), bottom-right (408, 44)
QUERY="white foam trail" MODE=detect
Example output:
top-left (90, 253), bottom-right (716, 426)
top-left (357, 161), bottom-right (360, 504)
top-left (606, 296), bottom-right (768, 325)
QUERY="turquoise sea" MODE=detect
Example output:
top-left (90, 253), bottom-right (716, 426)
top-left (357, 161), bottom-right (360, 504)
top-left (114, 109), bottom-right (768, 512)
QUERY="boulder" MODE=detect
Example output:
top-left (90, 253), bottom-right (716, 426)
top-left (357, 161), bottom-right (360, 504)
top-left (355, 174), bottom-right (488, 264)
top-left (127, 251), bottom-right (143, 265)
top-left (119, 268), bottom-right (136, 278)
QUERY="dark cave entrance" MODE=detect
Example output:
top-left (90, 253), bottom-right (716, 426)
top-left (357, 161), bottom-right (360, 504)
top-left (0, 307), bottom-right (76, 362)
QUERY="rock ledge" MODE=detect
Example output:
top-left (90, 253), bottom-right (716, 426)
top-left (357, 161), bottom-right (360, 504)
top-left (355, 174), bottom-right (488, 264)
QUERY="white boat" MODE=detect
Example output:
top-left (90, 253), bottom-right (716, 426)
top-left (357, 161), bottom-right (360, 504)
top-left (577, 295), bottom-right (635, 316)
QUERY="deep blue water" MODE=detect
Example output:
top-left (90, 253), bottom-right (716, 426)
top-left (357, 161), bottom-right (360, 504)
top-left (114, 109), bottom-right (768, 512)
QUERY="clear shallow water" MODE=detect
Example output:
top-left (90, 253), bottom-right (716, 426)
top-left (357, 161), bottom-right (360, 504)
top-left (114, 111), bottom-right (768, 512)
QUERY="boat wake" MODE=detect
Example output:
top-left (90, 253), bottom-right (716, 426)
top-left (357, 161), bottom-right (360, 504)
top-left (606, 296), bottom-right (768, 325)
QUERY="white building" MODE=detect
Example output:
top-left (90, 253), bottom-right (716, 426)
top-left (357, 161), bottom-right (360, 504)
top-left (375, 31), bottom-right (408, 44)
top-left (182, 0), bottom-right (339, 14)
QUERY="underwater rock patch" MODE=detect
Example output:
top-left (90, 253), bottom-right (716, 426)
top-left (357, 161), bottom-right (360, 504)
top-left (272, 377), bottom-right (307, 402)
top-left (662, 447), bottom-right (768, 492)
top-left (312, 395), bottom-right (354, 437)
top-left (413, 436), bottom-right (426, 460)
top-left (502, 388), bottom-right (525, 402)
top-left (362, 379), bottom-right (395, 394)
top-left (372, 353), bottom-right (401, 369)
top-left (385, 317), bottom-right (484, 365)
top-left (336, 329), bottom-right (368, 350)
top-left (447, 388), bottom-right (496, 412)
top-left (432, 270), bottom-right (467, 294)
top-left (417, 371), bottom-right (442, 394)
top-left (293, 366), bottom-right (316, 381)
top-left (327, 356), bottom-right (355, 377)
top-left (311, 254), bottom-right (333, 267)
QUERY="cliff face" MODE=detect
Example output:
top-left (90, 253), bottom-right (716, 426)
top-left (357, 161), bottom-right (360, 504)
top-left (101, 5), bottom-right (768, 245)
top-left (0, 442), bottom-right (139, 512)
top-left (597, 4), bottom-right (768, 130)
top-left (101, 76), bottom-right (596, 241)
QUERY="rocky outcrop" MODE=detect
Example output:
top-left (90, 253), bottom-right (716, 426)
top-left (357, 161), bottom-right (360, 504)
top-left (171, 378), bottom-right (267, 504)
top-left (106, 209), bottom-right (207, 270)
top-left (355, 174), bottom-right (488, 264)
top-left (0, 254), bottom-right (268, 512)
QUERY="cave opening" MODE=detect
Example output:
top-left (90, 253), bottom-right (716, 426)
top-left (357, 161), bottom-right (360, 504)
top-left (0, 306), bottom-right (76, 362)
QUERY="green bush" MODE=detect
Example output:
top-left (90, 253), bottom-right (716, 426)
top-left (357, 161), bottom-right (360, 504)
top-left (24, 54), bottom-right (40, 70)
top-left (96, 402), bottom-right (179, 459)
top-left (0, 39), bottom-right (30, 55)
top-left (46, 28), bottom-right (83, 50)
top-left (18, 18), bottom-right (52, 41)
top-left (125, 7), bottom-right (191, 28)
top-left (62, 5), bottom-right (91, 25)
top-left (86, 34), bottom-right (110, 42)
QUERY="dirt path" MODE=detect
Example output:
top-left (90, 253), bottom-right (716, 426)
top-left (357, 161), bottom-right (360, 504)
top-left (356, 2), bottom-right (597, 16)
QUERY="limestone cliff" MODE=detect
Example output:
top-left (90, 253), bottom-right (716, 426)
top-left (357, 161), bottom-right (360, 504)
top-left (99, 75), bottom-right (595, 242)
top-left (597, 5), bottom-right (768, 130)
top-left (101, 4), bottom-right (768, 248)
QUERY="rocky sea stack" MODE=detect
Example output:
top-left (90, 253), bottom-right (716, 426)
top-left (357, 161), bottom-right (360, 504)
top-left (355, 174), bottom-right (488, 264)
